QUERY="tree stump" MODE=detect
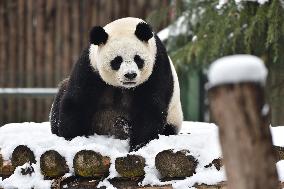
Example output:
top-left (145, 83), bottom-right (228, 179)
top-left (11, 145), bottom-right (36, 169)
top-left (0, 160), bottom-right (13, 178)
top-left (73, 150), bottom-right (110, 178)
top-left (115, 154), bottom-right (145, 178)
top-left (40, 150), bottom-right (69, 178)
top-left (0, 152), bottom-right (3, 170)
top-left (155, 150), bottom-right (198, 179)
top-left (204, 158), bottom-right (223, 171)
top-left (208, 55), bottom-right (279, 189)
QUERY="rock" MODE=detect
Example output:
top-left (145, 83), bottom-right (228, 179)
top-left (73, 150), bottom-right (110, 177)
top-left (11, 145), bottom-right (36, 169)
top-left (155, 150), bottom-right (198, 179)
top-left (40, 150), bottom-right (69, 178)
top-left (115, 155), bottom-right (145, 178)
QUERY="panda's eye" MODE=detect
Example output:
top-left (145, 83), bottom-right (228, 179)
top-left (134, 55), bottom-right (144, 69)
top-left (111, 56), bottom-right (123, 70)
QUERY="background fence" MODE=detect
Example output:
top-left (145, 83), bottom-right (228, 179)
top-left (0, 0), bottom-right (170, 125)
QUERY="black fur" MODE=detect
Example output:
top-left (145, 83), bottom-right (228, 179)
top-left (50, 78), bottom-right (69, 135)
top-left (134, 55), bottom-right (144, 69)
top-left (50, 35), bottom-right (175, 151)
top-left (89, 26), bottom-right (108, 45)
top-left (135, 22), bottom-right (153, 42)
top-left (110, 56), bottom-right (123, 70)
top-left (162, 124), bottom-right (178, 136)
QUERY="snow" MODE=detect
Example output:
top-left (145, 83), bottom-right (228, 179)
top-left (208, 55), bottom-right (268, 88)
top-left (157, 15), bottom-right (188, 41)
top-left (157, 27), bottom-right (170, 42)
top-left (135, 122), bottom-right (223, 187)
top-left (271, 126), bottom-right (284, 146)
top-left (0, 121), bottom-right (283, 188)
top-left (0, 163), bottom-right (51, 189)
top-left (277, 161), bottom-right (284, 181)
top-left (217, 0), bottom-right (269, 9)
top-left (192, 35), bottom-right (198, 42)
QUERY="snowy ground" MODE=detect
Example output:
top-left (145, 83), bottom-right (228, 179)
top-left (0, 121), bottom-right (284, 189)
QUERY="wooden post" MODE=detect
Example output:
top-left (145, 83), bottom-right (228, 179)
top-left (208, 55), bottom-right (279, 189)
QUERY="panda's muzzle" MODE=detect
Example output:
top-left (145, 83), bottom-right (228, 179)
top-left (122, 72), bottom-right (137, 85)
top-left (124, 72), bottom-right (137, 80)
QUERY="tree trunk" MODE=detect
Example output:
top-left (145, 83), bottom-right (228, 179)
top-left (209, 83), bottom-right (278, 189)
top-left (267, 63), bottom-right (284, 126)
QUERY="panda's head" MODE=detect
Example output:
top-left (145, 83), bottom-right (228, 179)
top-left (89, 18), bottom-right (157, 89)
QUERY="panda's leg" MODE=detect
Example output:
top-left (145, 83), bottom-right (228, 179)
top-left (129, 128), bottom-right (160, 151)
top-left (129, 123), bottom-right (177, 151)
top-left (129, 112), bottom-right (164, 151)
top-left (50, 95), bottom-right (60, 135)
top-left (165, 57), bottom-right (183, 134)
top-left (58, 94), bottom-right (93, 139)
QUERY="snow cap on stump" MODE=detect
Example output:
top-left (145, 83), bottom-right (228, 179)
top-left (208, 55), bottom-right (268, 87)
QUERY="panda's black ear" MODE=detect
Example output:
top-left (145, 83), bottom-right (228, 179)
top-left (89, 26), bottom-right (108, 45)
top-left (135, 22), bottom-right (153, 42)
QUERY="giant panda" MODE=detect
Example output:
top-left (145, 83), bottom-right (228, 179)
top-left (50, 17), bottom-right (183, 151)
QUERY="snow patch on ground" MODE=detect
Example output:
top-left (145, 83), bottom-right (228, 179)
top-left (0, 163), bottom-right (51, 189)
top-left (208, 54), bottom-right (267, 88)
top-left (0, 121), bottom-right (283, 188)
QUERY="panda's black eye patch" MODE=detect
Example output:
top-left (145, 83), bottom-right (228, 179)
top-left (134, 55), bottom-right (144, 69)
top-left (111, 56), bottom-right (123, 70)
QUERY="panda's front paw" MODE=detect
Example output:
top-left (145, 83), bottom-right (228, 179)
top-left (129, 140), bottom-right (148, 152)
top-left (114, 117), bottom-right (130, 140)
top-left (162, 124), bottom-right (178, 136)
top-left (129, 143), bottom-right (143, 152)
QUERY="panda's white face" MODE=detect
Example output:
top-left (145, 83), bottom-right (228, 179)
top-left (89, 18), bottom-right (157, 89)
top-left (95, 38), bottom-right (155, 88)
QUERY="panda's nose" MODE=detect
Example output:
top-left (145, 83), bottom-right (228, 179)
top-left (124, 72), bottom-right (137, 80)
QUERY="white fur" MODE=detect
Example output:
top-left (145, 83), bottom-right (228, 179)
top-left (89, 17), bottom-right (156, 89)
top-left (167, 57), bottom-right (183, 130)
